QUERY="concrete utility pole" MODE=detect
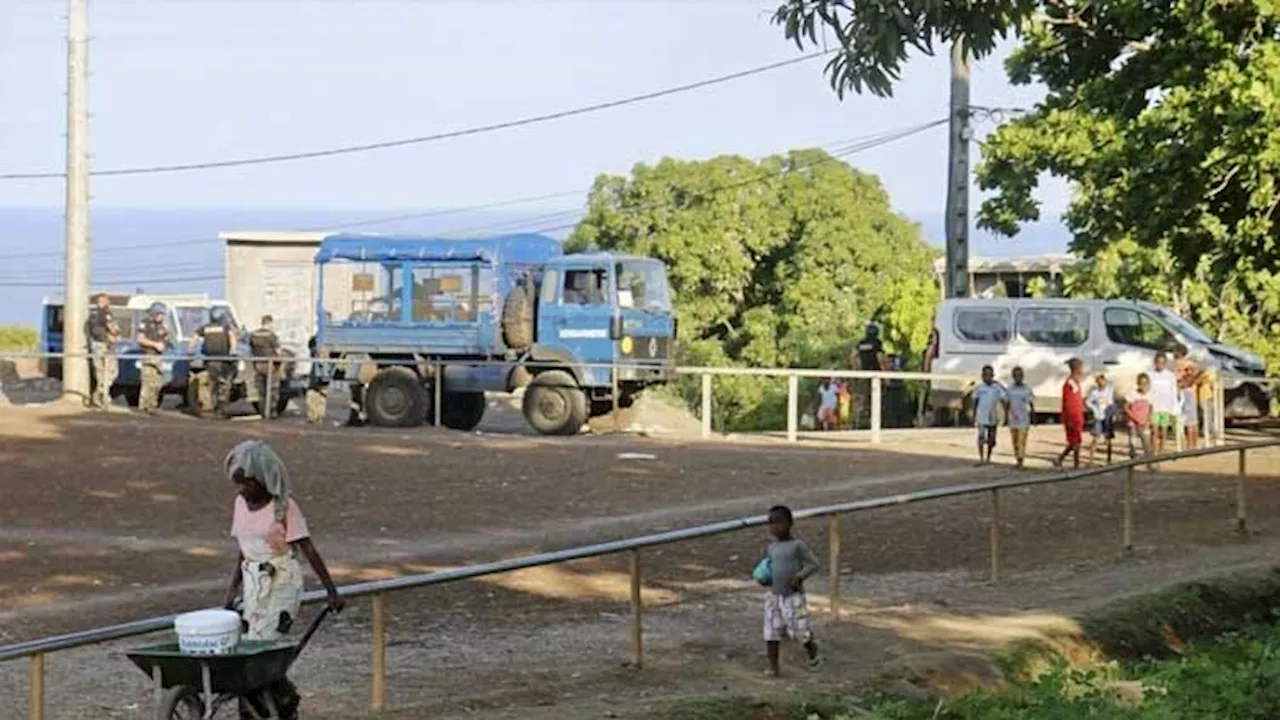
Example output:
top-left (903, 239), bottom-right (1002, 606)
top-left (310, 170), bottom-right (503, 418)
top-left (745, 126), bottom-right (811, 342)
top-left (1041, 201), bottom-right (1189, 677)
top-left (944, 38), bottom-right (971, 299)
top-left (62, 0), bottom-right (92, 403)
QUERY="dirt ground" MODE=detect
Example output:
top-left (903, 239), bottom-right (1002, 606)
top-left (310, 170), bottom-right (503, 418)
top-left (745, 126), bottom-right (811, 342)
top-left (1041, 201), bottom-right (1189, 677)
top-left (1, 401), bottom-right (1279, 719)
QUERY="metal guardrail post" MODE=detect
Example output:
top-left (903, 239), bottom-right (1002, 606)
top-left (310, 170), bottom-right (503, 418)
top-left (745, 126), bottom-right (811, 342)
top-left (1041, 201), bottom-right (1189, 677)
top-left (612, 361), bottom-right (621, 434)
top-left (1237, 447), bottom-right (1248, 534)
top-left (700, 373), bottom-right (712, 439)
top-left (371, 593), bottom-right (387, 711)
top-left (433, 363), bottom-right (443, 428)
top-left (786, 373), bottom-right (798, 443)
top-left (989, 488), bottom-right (1001, 583)
top-left (1123, 466), bottom-right (1135, 551)
top-left (828, 515), bottom-right (842, 619)
top-left (629, 550), bottom-right (643, 668)
top-left (870, 377), bottom-right (883, 444)
top-left (29, 653), bottom-right (44, 720)
top-left (264, 358), bottom-right (273, 419)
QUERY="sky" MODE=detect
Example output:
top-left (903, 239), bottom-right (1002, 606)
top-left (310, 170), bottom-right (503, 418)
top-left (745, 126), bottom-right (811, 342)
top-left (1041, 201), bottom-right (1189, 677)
top-left (0, 0), bottom-right (1070, 325)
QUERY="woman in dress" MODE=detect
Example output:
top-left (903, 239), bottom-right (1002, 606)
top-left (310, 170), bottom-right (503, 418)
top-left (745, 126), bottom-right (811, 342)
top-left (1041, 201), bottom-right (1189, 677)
top-left (222, 440), bottom-right (344, 719)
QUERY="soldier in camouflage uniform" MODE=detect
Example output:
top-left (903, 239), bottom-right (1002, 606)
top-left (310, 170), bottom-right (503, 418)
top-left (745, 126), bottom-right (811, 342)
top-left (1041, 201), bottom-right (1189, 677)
top-left (86, 293), bottom-right (120, 409)
top-left (305, 331), bottom-right (327, 424)
top-left (193, 307), bottom-right (237, 418)
top-left (249, 315), bottom-right (281, 419)
top-left (135, 302), bottom-right (171, 413)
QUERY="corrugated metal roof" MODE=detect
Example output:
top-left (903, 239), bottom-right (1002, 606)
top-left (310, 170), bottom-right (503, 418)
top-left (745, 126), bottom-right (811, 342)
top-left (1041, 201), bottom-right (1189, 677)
top-left (931, 253), bottom-right (1081, 274)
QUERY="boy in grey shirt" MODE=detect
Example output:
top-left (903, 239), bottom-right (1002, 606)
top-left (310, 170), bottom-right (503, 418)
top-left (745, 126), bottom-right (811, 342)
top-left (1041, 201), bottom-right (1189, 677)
top-left (759, 505), bottom-right (821, 675)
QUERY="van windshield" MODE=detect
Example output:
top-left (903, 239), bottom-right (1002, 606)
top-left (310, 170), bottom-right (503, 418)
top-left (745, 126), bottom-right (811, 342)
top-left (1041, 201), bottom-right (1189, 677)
top-left (1147, 306), bottom-right (1216, 345)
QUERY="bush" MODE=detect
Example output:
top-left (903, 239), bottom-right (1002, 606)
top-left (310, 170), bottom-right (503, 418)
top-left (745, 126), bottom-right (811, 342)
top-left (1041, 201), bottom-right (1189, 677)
top-left (0, 325), bottom-right (37, 352)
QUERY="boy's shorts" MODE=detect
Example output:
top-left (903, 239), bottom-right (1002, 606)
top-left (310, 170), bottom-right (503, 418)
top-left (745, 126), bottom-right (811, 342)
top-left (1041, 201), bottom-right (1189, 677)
top-left (1152, 411), bottom-right (1173, 429)
top-left (1090, 418), bottom-right (1115, 439)
top-left (764, 592), bottom-right (813, 643)
top-left (976, 425), bottom-right (998, 446)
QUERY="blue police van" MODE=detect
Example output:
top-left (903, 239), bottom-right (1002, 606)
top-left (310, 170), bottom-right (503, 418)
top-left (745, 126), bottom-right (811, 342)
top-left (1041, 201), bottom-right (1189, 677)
top-left (311, 233), bottom-right (677, 435)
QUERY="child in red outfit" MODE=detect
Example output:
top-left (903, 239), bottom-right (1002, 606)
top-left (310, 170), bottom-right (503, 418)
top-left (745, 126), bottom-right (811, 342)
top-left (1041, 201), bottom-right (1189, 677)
top-left (1054, 358), bottom-right (1086, 469)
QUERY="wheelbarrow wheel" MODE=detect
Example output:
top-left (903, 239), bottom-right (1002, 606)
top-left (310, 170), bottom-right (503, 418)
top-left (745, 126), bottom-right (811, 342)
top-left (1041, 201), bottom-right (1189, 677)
top-left (157, 685), bottom-right (205, 719)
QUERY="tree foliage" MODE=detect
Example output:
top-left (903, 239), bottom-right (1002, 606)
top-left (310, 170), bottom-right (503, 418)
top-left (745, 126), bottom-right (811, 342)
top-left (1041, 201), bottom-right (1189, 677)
top-left (567, 150), bottom-right (937, 430)
top-left (974, 1), bottom-right (1280, 370)
top-left (771, 0), bottom-right (1038, 97)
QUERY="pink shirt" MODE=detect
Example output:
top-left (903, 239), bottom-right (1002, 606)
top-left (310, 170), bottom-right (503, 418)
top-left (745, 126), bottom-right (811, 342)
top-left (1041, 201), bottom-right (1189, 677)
top-left (230, 496), bottom-right (310, 562)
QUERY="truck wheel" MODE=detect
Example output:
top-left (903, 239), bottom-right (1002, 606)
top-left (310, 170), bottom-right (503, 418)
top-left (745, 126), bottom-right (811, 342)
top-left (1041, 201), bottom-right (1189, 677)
top-left (441, 391), bottom-right (486, 431)
top-left (366, 367), bottom-right (427, 427)
top-left (523, 370), bottom-right (587, 436)
top-left (118, 386), bottom-right (140, 408)
top-left (501, 283), bottom-right (534, 351)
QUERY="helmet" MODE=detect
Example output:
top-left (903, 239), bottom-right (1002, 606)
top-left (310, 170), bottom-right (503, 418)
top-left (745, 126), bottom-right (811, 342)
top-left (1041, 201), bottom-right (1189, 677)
top-left (147, 302), bottom-right (166, 317)
top-left (865, 322), bottom-right (880, 338)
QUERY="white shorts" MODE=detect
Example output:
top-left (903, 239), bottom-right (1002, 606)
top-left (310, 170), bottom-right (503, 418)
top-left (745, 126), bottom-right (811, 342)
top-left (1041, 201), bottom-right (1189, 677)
top-left (763, 592), bottom-right (813, 643)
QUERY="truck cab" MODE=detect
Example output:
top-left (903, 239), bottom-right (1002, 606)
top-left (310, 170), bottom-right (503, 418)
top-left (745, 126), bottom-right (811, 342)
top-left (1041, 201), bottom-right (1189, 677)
top-left (312, 233), bottom-right (676, 435)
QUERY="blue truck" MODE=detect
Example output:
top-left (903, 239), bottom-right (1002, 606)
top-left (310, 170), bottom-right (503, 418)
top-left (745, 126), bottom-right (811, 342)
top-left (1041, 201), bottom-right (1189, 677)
top-left (40, 293), bottom-right (303, 414)
top-left (311, 233), bottom-right (677, 435)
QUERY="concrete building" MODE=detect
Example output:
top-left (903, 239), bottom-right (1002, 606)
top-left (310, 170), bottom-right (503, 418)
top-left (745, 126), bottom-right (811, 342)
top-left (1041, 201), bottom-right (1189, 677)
top-left (221, 230), bottom-right (388, 364)
top-left (931, 254), bottom-right (1080, 299)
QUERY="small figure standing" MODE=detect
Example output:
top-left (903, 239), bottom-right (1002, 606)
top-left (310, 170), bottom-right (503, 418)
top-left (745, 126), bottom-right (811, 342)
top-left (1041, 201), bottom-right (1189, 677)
top-left (835, 379), bottom-right (852, 431)
top-left (86, 293), bottom-right (120, 409)
top-left (1054, 358), bottom-right (1086, 469)
top-left (1125, 373), bottom-right (1154, 462)
top-left (249, 315), bottom-right (282, 419)
top-left (1086, 373), bottom-right (1116, 465)
top-left (817, 380), bottom-right (838, 431)
top-left (851, 322), bottom-right (889, 428)
top-left (135, 302), bottom-right (170, 413)
top-left (1149, 352), bottom-right (1179, 454)
top-left (1173, 346), bottom-right (1201, 449)
top-left (972, 365), bottom-right (1005, 465)
top-left (757, 505), bottom-right (821, 677)
top-left (1005, 367), bottom-right (1035, 469)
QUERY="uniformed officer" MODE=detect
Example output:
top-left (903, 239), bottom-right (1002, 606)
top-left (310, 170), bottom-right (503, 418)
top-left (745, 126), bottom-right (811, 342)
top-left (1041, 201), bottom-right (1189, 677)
top-left (249, 315), bottom-right (281, 419)
top-left (193, 307), bottom-right (238, 418)
top-left (305, 330), bottom-right (327, 424)
top-left (851, 322), bottom-right (890, 428)
top-left (135, 302), bottom-right (171, 413)
top-left (85, 293), bottom-right (120, 409)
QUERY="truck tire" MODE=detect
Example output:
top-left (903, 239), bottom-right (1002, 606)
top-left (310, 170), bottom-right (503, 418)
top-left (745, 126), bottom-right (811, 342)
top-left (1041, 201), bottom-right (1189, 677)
top-left (441, 391), bottom-right (486, 431)
top-left (522, 370), bottom-right (587, 436)
top-left (366, 367), bottom-right (428, 427)
top-left (501, 283), bottom-right (534, 351)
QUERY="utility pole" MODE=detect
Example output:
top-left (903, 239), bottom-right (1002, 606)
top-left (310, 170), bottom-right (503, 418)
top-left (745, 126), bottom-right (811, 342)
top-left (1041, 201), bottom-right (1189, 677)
top-left (944, 38), bottom-right (971, 299)
top-left (62, 0), bottom-right (91, 403)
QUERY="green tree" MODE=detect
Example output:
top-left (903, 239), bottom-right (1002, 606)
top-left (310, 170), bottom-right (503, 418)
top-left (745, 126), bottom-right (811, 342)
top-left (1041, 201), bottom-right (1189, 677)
top-left (567, 149), bottom-right (938, 430)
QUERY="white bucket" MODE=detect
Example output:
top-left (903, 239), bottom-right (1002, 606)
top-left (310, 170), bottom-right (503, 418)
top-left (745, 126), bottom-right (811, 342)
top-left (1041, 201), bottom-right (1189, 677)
top-left (174, 609), bottom-right (242, 655)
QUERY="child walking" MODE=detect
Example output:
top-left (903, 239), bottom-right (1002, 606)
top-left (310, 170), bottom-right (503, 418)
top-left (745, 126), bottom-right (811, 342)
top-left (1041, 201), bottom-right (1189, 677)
top-left (756, 505), bottom-right (821, 676)
top-left (972, 365), bottom-right (1006, 465)
top-left (1054, 358), bottom-right (1086, 469)
top-left (1086, 373), bottom-right (1117, 465)
top-left (1125, 373), bottom-right (1154, 462)
top-left (1005, 367), bottom-right (1035, 469)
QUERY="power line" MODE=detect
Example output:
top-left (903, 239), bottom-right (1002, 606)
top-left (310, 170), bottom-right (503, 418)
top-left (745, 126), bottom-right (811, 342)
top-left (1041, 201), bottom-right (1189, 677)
top-left (0, 274), bottom-right (225, 289)
top-left (0, 51), bottom-right (832, 181)
top-left (0, 119), bottom-right (946, 288)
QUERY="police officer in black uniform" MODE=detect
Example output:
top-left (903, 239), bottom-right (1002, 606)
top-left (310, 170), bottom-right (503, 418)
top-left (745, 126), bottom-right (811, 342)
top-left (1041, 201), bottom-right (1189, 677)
top-left (851, 322), bottom-right (889, 428)
top-left (194, 307), bottom-right (238, 418)
top-left (249, 315), bottom-right (281, 419)
top-left (86, 293), bottom-right (120, 409)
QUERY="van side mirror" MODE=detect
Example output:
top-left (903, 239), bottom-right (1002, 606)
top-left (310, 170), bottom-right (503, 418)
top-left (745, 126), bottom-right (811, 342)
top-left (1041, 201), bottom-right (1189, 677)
top-left (610, 313), bottom-right (623, 340)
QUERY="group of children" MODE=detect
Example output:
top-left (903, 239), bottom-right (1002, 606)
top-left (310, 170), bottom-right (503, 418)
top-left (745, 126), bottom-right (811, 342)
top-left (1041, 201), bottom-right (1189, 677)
top-left (815, 378), bottom-right (854, 431)
top-left (972, 350), bottom-right (1210, 469)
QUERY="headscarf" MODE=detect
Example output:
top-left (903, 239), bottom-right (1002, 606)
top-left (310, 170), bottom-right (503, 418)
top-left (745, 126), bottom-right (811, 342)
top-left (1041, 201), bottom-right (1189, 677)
top-left (225, 440), bottom-right (290, 522)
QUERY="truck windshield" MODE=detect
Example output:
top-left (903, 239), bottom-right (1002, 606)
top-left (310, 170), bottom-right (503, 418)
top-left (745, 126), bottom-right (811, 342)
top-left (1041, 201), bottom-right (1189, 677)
top-left (615, 261), bottom-right (671, 313)
top-left (1147, 306), bottom-right (1216, 344)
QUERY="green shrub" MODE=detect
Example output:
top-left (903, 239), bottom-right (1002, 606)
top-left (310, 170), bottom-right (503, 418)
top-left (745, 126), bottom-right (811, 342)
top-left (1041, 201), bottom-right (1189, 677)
top-left (0, 325), bottom-right (37, 352)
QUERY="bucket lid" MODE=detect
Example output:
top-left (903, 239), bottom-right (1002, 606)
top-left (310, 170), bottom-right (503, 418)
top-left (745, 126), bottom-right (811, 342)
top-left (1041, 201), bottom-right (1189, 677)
top-left (174, 609), bottom-right (241, 634)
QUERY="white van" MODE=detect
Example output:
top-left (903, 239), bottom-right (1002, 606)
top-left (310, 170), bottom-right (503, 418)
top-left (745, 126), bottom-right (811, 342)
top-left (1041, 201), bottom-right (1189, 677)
top-left (928, 298), bottom-right (1268, 420)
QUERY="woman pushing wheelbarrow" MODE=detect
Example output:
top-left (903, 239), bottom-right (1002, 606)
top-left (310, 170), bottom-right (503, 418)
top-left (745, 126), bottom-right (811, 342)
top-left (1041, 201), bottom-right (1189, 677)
top-left (221, 440), bottom-right (344, 719)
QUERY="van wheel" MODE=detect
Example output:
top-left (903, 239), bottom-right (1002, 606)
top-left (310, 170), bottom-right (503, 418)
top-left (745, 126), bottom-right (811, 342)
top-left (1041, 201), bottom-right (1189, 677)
top-left (523, 370), bottom-right (587, 436)
top-left (441, 391), bottom-right (486, 431)
top-left (366, 367), bottom-right (427, 427)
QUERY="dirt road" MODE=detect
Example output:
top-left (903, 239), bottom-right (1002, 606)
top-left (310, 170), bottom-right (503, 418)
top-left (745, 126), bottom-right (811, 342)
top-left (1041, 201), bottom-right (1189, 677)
top-left (1, 404), bottom-right (1278, 719)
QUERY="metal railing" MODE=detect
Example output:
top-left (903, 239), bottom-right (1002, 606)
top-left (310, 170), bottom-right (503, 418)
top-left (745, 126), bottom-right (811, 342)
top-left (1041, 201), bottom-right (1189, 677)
top-left (1, 437), bottom-right (1274, 719)
top-left (1, 350), bottom-right (1260, 446)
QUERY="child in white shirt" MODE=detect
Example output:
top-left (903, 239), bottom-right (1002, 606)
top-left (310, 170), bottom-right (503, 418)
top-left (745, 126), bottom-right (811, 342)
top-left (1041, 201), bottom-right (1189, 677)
top-left (1148, 353), bottom-right (1179, 454)
top-left (972, 365), bottom-right (1006, 465)
top-left (1004, 367), bottom-right (1035, 469)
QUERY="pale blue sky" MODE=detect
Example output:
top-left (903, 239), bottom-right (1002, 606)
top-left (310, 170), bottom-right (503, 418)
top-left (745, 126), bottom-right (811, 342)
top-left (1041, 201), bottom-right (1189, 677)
top-left (1, 0), bottom-right (1065, 215)
top-left (0, 0), bottom-right (1070, 323)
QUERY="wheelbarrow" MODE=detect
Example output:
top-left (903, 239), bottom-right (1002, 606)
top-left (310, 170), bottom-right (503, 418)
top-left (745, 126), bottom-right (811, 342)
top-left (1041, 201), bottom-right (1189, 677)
top-left (126, 607), bottom-right (330, 719)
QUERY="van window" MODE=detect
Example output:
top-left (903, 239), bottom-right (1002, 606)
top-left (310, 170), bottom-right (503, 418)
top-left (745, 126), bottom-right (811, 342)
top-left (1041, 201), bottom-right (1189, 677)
top-left (1105, 308), bottom-right (1175, 349)
top-left (953, 308), bottom-right (1011, 343)
top-left (1016, 308), bottom-right (1089, 346)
